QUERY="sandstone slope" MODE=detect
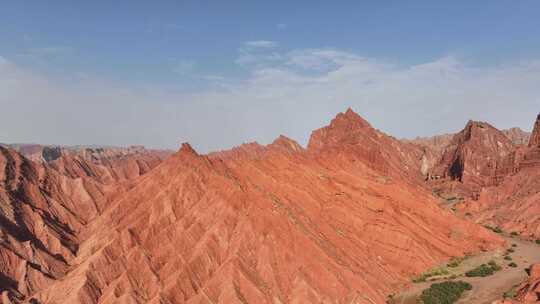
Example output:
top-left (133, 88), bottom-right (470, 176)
top-left (23, 109), bottom-right (503, 304)
top-left (0, 145), bottom-right (166, 301)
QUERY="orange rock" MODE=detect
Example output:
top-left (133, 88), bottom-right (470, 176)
top-left (16, 109), bottom-right (503, 304)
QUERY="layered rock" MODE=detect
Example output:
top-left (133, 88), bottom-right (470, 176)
top-left (449, 113), bottom-right (540, 237)
top-left (22, 110), bottom-right (503, 304)
top-left (308, 108), bottom-right (431, 180)
top-left (430, 120), bottom-right (516, 187)
top-left (0, 145), bottom-right (167, 301)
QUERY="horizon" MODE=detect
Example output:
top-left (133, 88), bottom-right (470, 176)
top-left (2, 107), bottom-right (537, 154)
top-left (2, 1), bottom-right (540, 152)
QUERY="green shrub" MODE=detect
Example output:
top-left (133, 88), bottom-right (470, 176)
top-left (420, 281), bottom-right (472, 304)
top-left (535, 239), bottom-right (540, 244)
top-left (484, 225), bottom-right (502, 233)
top-left (512, 243), bottom-right (517, 247)
top-left (504, 256), bottom-right (512, 261)
top-left (503, 285), bottom-right (517, 299)
top-left (413, 267), bottom-right (450, 283)
top-left (447, 257), bottom-right (464, 268)
top-left (507, 248), bottom-right (515, 254)
top-left (465, 262), bottom-right (501, 277)
top-left (508, 262), bottom-right (518, 268)
top-left (511, 231), bottom-right (519, 236)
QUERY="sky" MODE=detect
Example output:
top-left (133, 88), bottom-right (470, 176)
top-left (1, 1), bottom-right (540, 152)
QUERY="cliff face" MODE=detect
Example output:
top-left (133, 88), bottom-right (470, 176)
top-left (430, 121), bottom-right (516, 187)
top-left (9, 110), bottom-right (502, 304)
top-left (423, 113), bottom-right (540, 238)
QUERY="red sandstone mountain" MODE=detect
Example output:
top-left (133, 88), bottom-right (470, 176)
top-left (0, 145), bottom-right (167, 301)
top-left (430, 120), bottom-right (516, 187)
top-left (0, 109), bottom-right (502, 304)
top-left (416, 113), bottom-right (540, 238)
top-left (451, 114), bottom-right (540, 237)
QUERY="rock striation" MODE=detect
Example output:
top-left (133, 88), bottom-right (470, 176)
top-left (0, 145), bottom-right (167, 301)
top-left (423, 113), bottom-right (540, 238)
top-left (4, 109), bottom-right (503, 304)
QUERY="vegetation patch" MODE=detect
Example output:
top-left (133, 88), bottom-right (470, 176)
top-left (535, 239), bottom-right (540, 245)
top-left (484, 225), bottom-right (503, 234)
top-left (447, 257), bottom-right (464, 268)
top-left (419, 281), bottom-right (472, 304)
top-left (504, 255), bottom-right (512, 261)
top-left (508, 262), bottom-right (518, 268)
top-left (465, 261), bottom-right (501, 277)
top-left (413, 267), bottom-right (450, 283)
top-left (503, 285), bottom-right (518, 299)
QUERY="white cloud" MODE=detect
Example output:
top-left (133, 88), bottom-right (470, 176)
top-left (277, 23), bottom-right (287, 30)
top-left (0, 55), bottom-right (7, 65)
top-left (244, 40), bottom-right (278, 48)
top-left (1, 48), bottom-right (540, 153)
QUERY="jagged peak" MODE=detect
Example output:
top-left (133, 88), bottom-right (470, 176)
top-left (268, 135), bottom-right (304, 153)
top-left (307, 108), bottom-right (376, 151)
top-left (529, 113), bottom-right (540, 148)
top-left (178, 142), bottom-right (198, 156)
top-left (332, 108), bottom-right (372, 128)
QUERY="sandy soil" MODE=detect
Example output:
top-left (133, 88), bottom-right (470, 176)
top-left (392, 235), bottom-right (540, 304)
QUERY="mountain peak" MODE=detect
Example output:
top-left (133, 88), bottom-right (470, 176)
top-left (268, 135), bottom-right (304, 153)
top-left (307, 108), bottom-right (373, 151)
top-left (334, 108), bottom-right (371, 127)
top-left (529, 113), bottom-right (540, 148)
top-left (178, 142), bottom-right (198, 156)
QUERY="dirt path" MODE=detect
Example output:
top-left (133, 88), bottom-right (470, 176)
top-left (393, 235), bottom-right (540, 304)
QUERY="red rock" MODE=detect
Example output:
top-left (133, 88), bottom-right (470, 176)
top-left (507, 263), bottom-right (540, 303)
top-left (431, 120), bottom-right (516, 187)
top-left (0, 145), bottom-right (166, 301)
top-left (529, 114), bottom-right (540, 148)
top-left (13, 109), bottom-right (503, 304)
top-left (503, 127), bottom-right (531, 146)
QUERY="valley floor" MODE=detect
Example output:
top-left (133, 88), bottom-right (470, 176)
top-left (393, 235), bottom-right (540, 304)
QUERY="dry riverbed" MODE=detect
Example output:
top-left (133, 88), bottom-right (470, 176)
top-left (391, 235), bottom-right (540, 304)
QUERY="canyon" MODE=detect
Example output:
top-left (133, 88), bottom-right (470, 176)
top-left (1, 109), bottom-right (540, 303)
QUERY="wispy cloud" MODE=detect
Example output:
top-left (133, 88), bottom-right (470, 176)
top-left (276, 23), bottom-right (287, 30)
top-left (236, 41), bottom-right (281, 66)
top-left (244, 40), bottom-right (278, 48)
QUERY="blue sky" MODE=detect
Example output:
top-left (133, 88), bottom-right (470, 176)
top-left (1, 1), bottom-right (540, 151)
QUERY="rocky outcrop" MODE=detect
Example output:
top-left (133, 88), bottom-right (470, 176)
top-left (446, 113), bottom-right (540, 238)
top-left (20, 110), bottom-right (503, 304)
top-left (529, 114), bottom-right (540, 148)
top-left (430, 120), bottom-right (516, 187)
top-left (496, 264), bottom-right (540, 303)
top-left (514, 264), bottom-right (540, 302)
